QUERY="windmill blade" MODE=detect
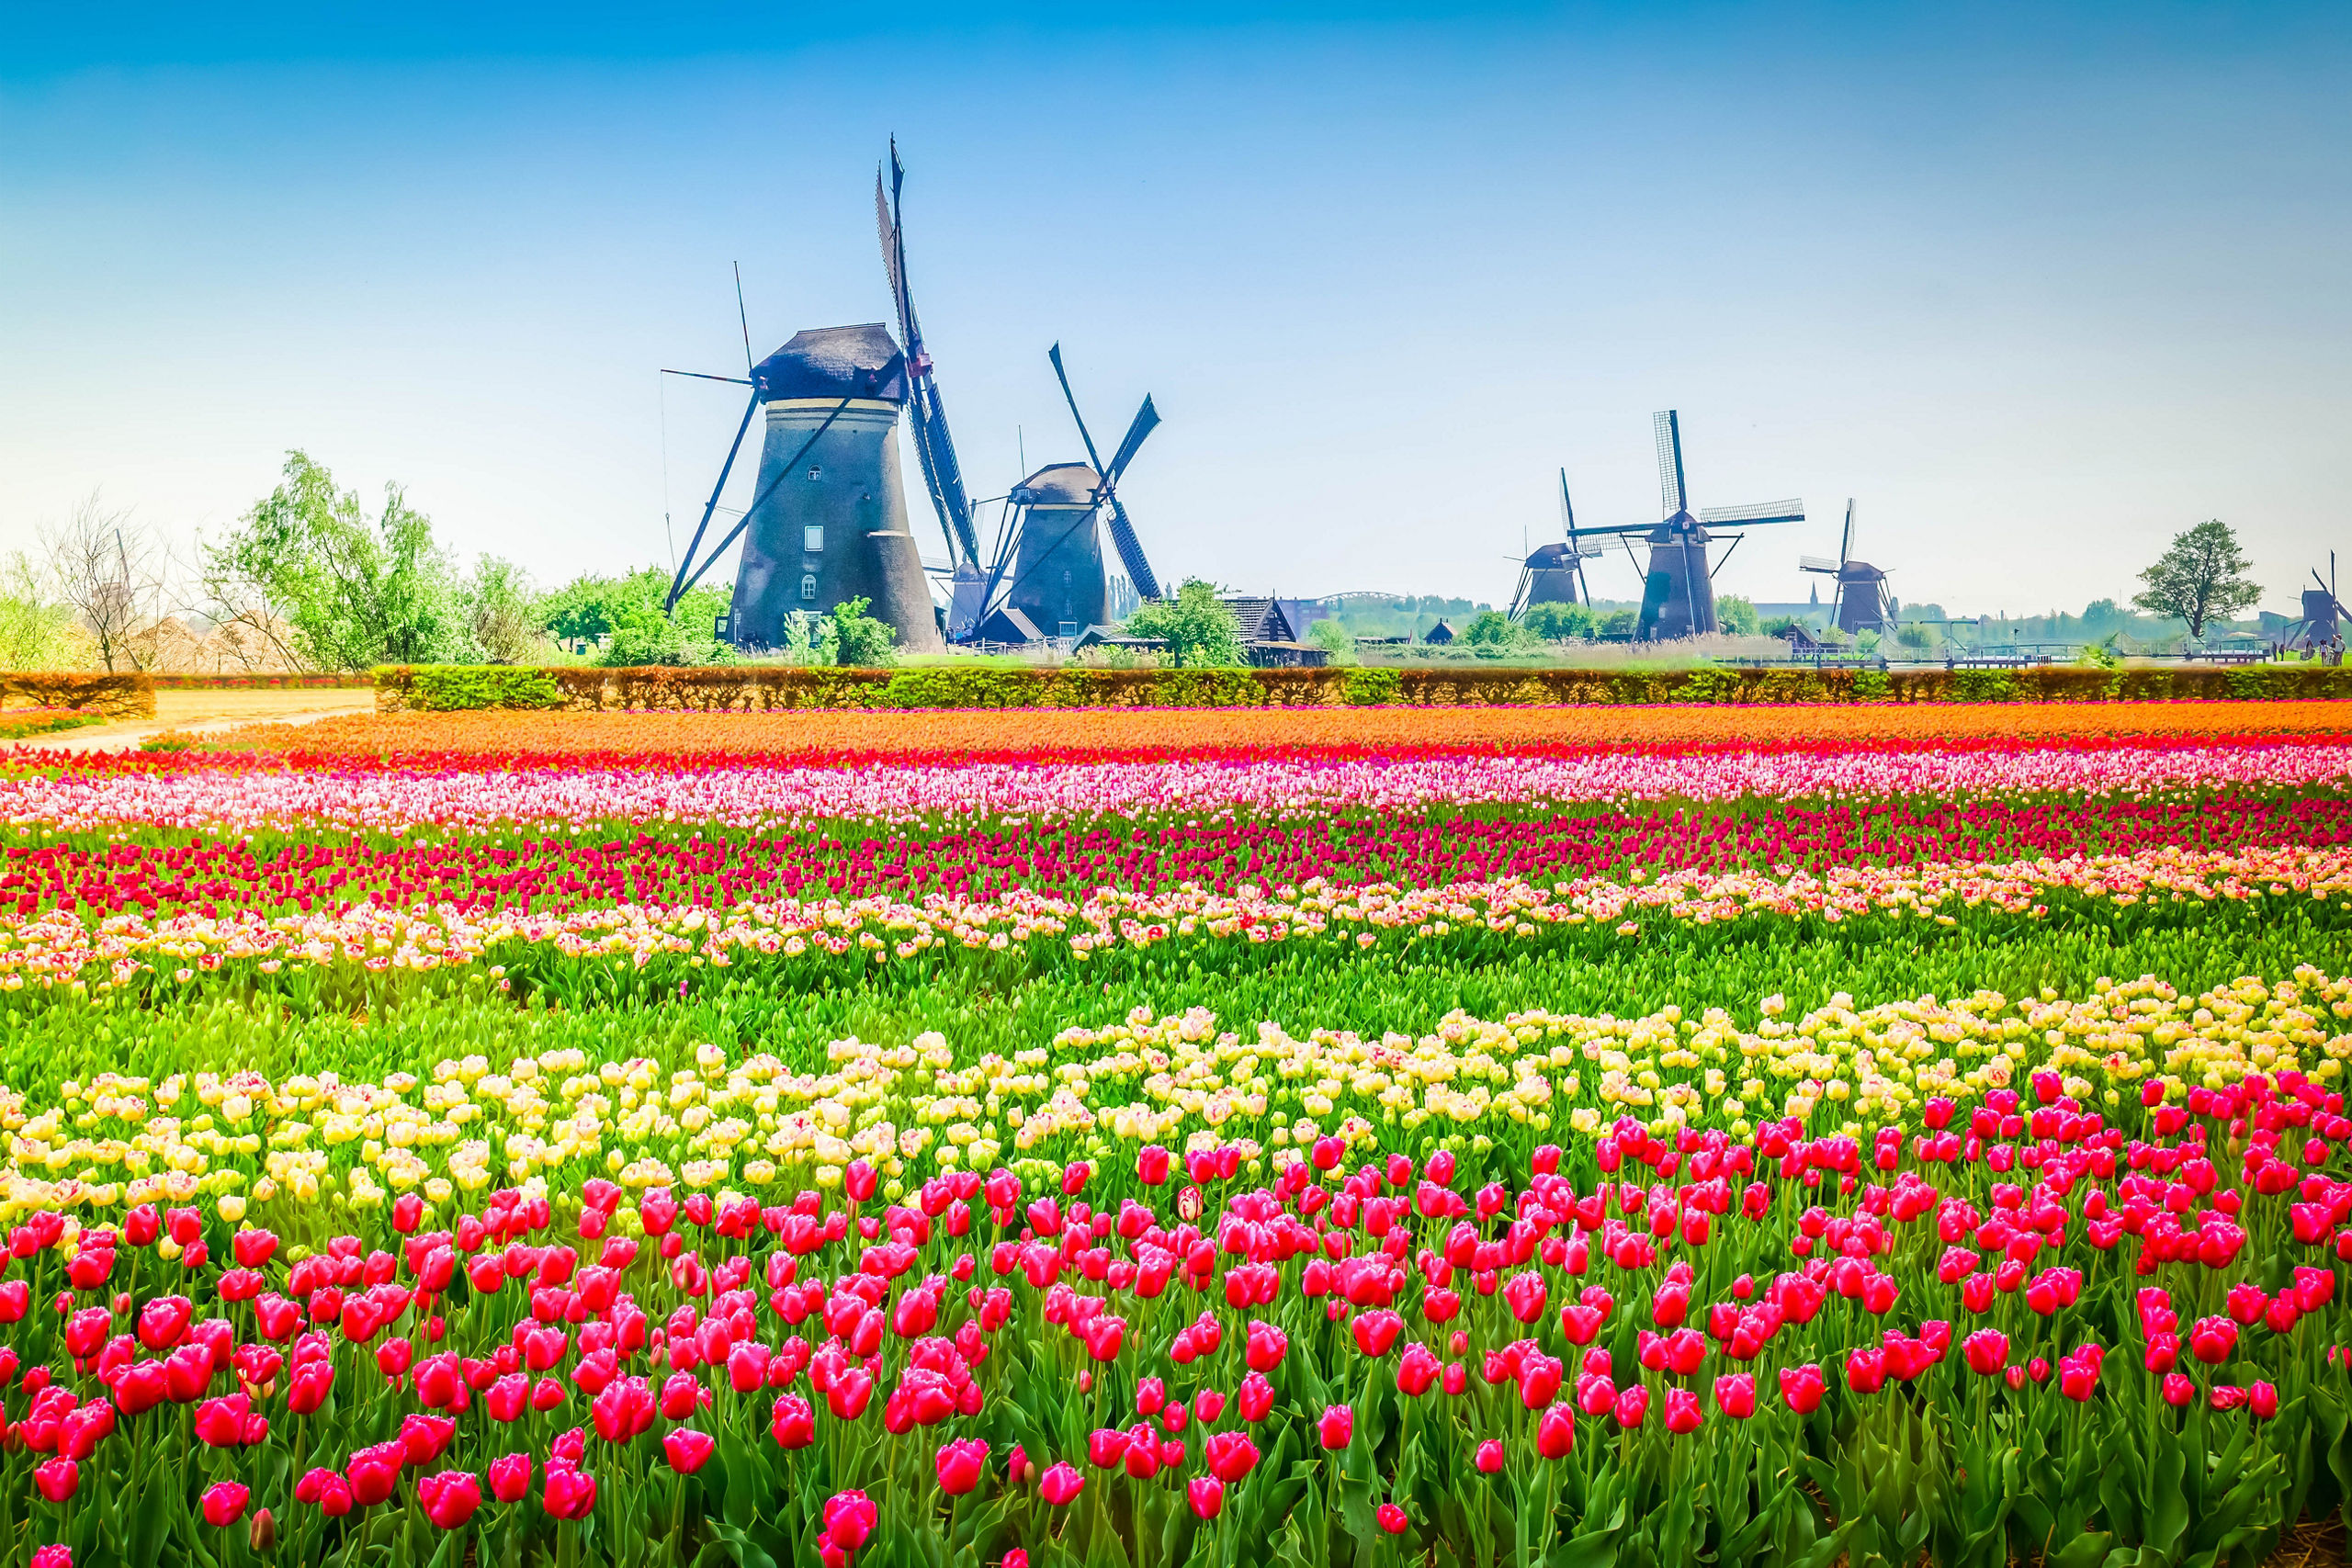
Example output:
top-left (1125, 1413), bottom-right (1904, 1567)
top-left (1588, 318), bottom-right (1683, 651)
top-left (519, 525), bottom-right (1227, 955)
top-left (1102, 397), bottom-right (1160, 488)
top-left (1797, 556), bottom-right (1842, 574)
top-left (1047, 344), bottom-right (1109, 476)
top-left (1698, 500), bottom-right (1805, 525)
top-left (666, 389), bottom-right (762, 612)
top-left (1102, 498), bottom-right (1160, 602)
top-left (1839, 499), bottom-right (1856, 568)
top-left (1653, 411), bottom-right (1688, 517)
top-left (878, 141), bottom-right (982, 568)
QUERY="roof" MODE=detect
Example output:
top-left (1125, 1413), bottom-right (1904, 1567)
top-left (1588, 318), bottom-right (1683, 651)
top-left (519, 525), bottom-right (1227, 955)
top-left (975, 606), bottom-right (1046, 644)
top-left (1009, 463), bottom-right (1101, 508)
top-left (1219, 597), bottom-right (1295, 642)
top-left (1423, 619), bottom-right (1458, 643)
top-left (1524, 543), bottom-right (1575, 567)
top-left (752, 324), bottom-right (908, 403)
top-left (1073, 626), bottom-right (1167, 651)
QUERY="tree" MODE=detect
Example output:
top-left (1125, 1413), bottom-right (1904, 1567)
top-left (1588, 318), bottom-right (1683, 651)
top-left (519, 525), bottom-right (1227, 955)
top-left (2132, 520), bottom-right (2263, 640)
top-left (1462, 609), bottom-right (1519, 647)
top-left (1306, 617), bottom-right (1356, 658)
top-left (462, 558), bottom-right (544, 665)
top-left (536, 566), bottom-right (730, 666)
top-left (0, 553), bottom-right (86, 671)
top-left (1715, 594), bottom-right (1760, 636)
top-left (43, 492), bottom-right (165, 671)
top-left (204, 452), bottom-right (472, 669)
top-left (1521, 602), bottom-right (1595, 641)
top-left (1123, 580), bottom-right (1244, 668)
top-left (820, 596), bottom-right (898, 667)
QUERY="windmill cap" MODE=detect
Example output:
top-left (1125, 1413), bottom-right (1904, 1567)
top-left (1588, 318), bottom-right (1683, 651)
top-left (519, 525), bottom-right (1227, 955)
top-left (1011, 462), bottom-right (1101, 506)
top-left (1524, 543), bottom-right (1575, 567)
top-left (753, 324), bottom-right (908, 403)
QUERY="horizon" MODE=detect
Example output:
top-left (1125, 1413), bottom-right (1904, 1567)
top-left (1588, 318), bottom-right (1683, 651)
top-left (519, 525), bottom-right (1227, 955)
top-left (3, 2), bottom-right (2346, 620)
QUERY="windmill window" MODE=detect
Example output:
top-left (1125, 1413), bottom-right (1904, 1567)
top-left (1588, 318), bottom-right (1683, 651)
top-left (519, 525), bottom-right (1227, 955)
top-left (806, 465), bottom-right (822, 481)
top-left (799, 574), bottom-right (817, 601)
top-left (803, 525), bottom-right (824, 553)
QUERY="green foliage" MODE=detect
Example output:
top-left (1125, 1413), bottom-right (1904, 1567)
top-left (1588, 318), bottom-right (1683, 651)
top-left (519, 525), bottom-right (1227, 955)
top-left (1949, 668), bottom-right (2023, 703)
top-left (398, 665), bottom-right (565, 712)
top-left (1600, 608), bottom-right (1638, 637)
top-left (1895, 622), bottom-right (1934, 650)
top-left (1715, 593), bottom-right (1761, 636)
top-left (1462, 610), bottom-right (1518, 647)
top-left (1520, 601), bottom-right (1596, 641)
top-left (1306, 618), bottom-right (1356, 661)
top-left (2132, 519), bottom-right (2264, 639)
top-left (819, 596), bottom-right (899, 668)
top-left (464, 557), bottom-right (543, 664)
top-left (0, 553), bottom-right (85, 671)
top-left (1853, 670), bottom-right (1894, 700)
top-left (206, 451), bottom-right (474, 670)
top-left (536, 566), bottom-right (732, 668)
top-left (1123, 579), bottom-right (1244, 668)
top-left (1341, 668), bottom-right (1401, 706)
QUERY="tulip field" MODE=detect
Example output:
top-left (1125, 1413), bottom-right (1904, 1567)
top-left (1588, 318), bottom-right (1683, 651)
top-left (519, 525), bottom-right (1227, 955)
top-left (0, 705), bottom-right (2348, 1568)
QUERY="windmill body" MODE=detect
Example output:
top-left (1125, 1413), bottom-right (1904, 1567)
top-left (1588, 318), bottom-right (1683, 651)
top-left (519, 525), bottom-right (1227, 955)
top-left (727, 324), bottom-right (944, 654)
top-left (2296, 555), bottom-right (2346, 649)
top-left (1510, 468), bottom-right (1604, 620)
top-left (1001, 463), bottom-right (1112, 637)
top-left (1798, 500), bottom-right (1895, 635)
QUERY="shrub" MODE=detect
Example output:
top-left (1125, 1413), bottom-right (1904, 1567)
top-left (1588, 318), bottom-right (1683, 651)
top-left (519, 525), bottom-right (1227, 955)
top-left (1341, 668), bottom-right (1401, 706)
top-left (386, 666), bottom-right (564, 712)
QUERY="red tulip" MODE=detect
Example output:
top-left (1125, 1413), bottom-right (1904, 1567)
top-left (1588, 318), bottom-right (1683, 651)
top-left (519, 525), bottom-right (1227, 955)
top-left (1376, 1504), bottom-right (1408, 1535)
top-left (201, 1483), bottom-right (250, 1529)
top-left (33, 1458), bottom-right (77, 1503)
top-left (1613, 1386), bottom-right (1648, 1429)
top-left (772, 1394), bottom-right (815, 1450)
top-left (1476, 1438), bottom-right (1504, 1473)
top-left (1038, 1462), bottom-right (1085, 1506)
top-left (543, 1467), bottom-right (598, 1520)
top-left (1780, 1365), bottom-right (1825, 1415)
top-left (2251, 1381), bottom-right (2278, 1419)
top-left (296, 1467), bottom-right (355, 1517)
top-left (1317, 1404), bottom-right (1353, 1450)
top-left (1714, 1373), bottom-right (1756, 1418)
top-left (488, 1453), bottom-right (533, 1505)
top-left (418, 1471), bottom-right (481, 1530)
top-left (664, 1428), bottom-right (717, 1475)
top-left (1205, 1430), bottom-right (1260, 1483)
top-left (1189, 1476), bottom-right (1224, 1519)
top-left (936, 1438), bottom-right (987, 1495)
top-left (1537, 1403), bottom-right (1575, 1459)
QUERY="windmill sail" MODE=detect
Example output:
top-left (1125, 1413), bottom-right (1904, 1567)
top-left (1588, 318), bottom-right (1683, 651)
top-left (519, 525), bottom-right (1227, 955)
top-left (1654, 411), bottom-right (1688, 517)
top-left (1100, 398), bottom-right (1162, 599)
top-left (877, 146), bottom-right (982, 570)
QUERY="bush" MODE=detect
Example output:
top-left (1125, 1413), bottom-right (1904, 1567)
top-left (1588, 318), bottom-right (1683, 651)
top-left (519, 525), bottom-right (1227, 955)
top-left (382, 666), bottom-right (564, 712)
top-left (0, 671), bottom-right (153, 716)
top-left (1341, 668), bottom-right (1401, 706)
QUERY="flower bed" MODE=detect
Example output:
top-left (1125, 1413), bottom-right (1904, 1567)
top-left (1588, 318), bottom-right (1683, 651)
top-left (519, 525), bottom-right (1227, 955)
top-left (0, 711), bottom-right (2345, 1565)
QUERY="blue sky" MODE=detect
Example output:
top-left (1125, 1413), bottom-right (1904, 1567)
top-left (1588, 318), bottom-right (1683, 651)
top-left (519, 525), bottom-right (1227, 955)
top-left (3, 2), bottom-right (2346, 615)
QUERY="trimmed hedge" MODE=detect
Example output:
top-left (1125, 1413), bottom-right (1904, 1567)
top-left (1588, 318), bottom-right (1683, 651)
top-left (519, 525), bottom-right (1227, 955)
top-left (148, 672), bottom-right (375, 690)
top-left (0, 672), bottom-right (153, 717)
top-left (373, 661), bottom-right (2352, 713)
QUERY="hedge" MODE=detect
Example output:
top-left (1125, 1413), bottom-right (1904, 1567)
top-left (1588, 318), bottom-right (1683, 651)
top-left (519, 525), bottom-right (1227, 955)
top-left (0, 672), bottom-right (153, 717)
top-left (371, 661), bottom-right (2352, 713)
top-left (147, 672), bottom-right (375, 691)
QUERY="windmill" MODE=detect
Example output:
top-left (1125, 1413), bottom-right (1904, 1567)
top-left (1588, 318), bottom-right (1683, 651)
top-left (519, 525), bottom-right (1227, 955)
top-left (1544, 412), bottom-right (1804, 638)
top-left (876, 140), bottom-right (989, 637)
top-left (976, 344), bottom-right (1160, 640)
top-left (1798, 499), bottom-right (1896, 634)
top-left (2295, 552), bottom-right (2345, 649)
top-left (1510, 469), bottom-right (1606, 620)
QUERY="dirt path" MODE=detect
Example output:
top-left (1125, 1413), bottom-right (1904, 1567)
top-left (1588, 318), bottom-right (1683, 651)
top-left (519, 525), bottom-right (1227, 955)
top-left (13, 688), bottom-right (378, 754)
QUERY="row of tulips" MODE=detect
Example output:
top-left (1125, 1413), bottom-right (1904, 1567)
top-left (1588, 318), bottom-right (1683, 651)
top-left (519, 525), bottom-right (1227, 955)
top-left (4, 738), bottom-right (2346, 837)
top-left (1, 789), bottom-right (2345, 919)
top-left (0, 1050), bottom-right (2346, 1566)
top-left (0, 846), bottom-right (2337, 1023)
top-left (5, 963), bottom-right (2346, 1228)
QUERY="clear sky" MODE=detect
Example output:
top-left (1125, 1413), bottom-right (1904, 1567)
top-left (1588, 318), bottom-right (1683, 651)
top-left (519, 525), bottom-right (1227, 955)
top-left (3, 2), bottom-right (2346, 615)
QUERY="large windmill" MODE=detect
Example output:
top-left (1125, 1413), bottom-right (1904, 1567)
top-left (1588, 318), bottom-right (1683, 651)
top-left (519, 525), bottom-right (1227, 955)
top-left (876, 141), bottom-right (989, 637)
top-left (1510, 469), bottom-right (1606, 620)
top-left (1550, 411), bottom-right (1804, 638)
top-left (976, 344), bottom-right (1160, 639)
top-left (1798, 499), bottom-right (1896, 634)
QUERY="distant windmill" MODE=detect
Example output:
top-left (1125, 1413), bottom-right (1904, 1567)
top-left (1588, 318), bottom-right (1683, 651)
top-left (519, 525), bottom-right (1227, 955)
top-left (1547, 412), bottom-right (1804, 638)
top-left (977, 344), bottom-right (1159, 639)
top-left (876, 141), bottom-right (989, 637)
top-left (1798, 499), bottom-right (1896, 634)
top-left (2296, 552), bottom-right (2346, 648)
top-left (1510, 469), bottom-right (1606, 619)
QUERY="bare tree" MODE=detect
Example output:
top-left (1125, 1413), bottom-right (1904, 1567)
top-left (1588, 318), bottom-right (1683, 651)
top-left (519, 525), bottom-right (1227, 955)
top-left (42, 493), bottom-right (167, 671)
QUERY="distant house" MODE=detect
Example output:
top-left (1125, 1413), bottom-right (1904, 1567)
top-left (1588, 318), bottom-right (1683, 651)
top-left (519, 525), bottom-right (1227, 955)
top-left (974, 606), bottom-right (1046, 646)
top-left (1422, 619), bottom-right (1458, 646)
top-left (1244, 641), bottom-right (1329, 669)
top-left (1071, 626), bottom-right (1168, 656)
top-left (1220, 598), bottom-right (1299, 643)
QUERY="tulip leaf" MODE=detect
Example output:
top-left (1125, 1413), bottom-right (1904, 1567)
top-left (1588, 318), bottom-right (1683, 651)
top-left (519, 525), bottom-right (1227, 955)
top-left (2046, 1529), bottom-right (2110, 1568)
